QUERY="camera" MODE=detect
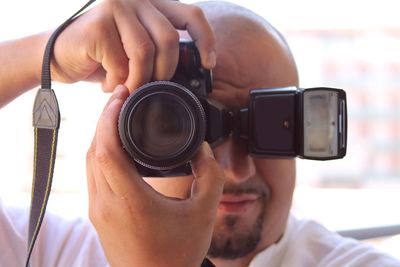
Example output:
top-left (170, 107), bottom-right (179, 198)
top-left (118, 40), bottom-right (347, 177)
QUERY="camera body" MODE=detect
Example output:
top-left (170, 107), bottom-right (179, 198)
top-left (119, 41), bottom-right (229, 176)
top-left (118, 41), bottom-right (347, 177)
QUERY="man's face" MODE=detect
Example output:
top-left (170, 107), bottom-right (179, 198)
top-left (204, 42), bottom-right (296, 259)
top-left (145, 19), bottom-right (298, 260)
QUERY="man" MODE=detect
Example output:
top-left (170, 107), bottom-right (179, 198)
top-left (88, 1), bottom-right (400, 266)
top-left (0, 1), bottom-right (399, 267)
top-left (1, 0), bottom-right (222, 266)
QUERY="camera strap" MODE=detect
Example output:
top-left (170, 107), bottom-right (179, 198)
top-left (27, 1), bottom-right (96, 266)
top-left (27, 2), bottom-right (217, 267)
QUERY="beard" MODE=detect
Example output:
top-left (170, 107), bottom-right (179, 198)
top-left (207, 185), bottom-right (268, 260)
top-left (208, 208), bottom-right (265, 259)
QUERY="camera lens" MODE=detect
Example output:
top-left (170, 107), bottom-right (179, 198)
top-left (130, 93), bottom-right (194, 158)
top-left (119, 81), bottom-right (205, 171)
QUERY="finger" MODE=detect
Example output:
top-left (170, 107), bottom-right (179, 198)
top-left (155, 1), bottom-right (216, 69)
top-left (136, 1), bottom-right (179, 80)
top-left (87, 85), bottom-right (130, 199)
top-left (190, 142), bottom-right (226, 209)
top-left (92, 153), bottom-right (114, 197)
top-left (85, 67), bottom-right (106, 83)
top-left (94, 23), bottom-right (130, 92)
top-left (94, 91), bottom-right (148, 197)
top-left (87, 86), bottom-right (128, 198)
top-left (81, 4), bottom-right (130, 91)
top-left (111, 1), bottom-right (155, 91)
top-left (101, 40), bottom-right (129, 92)
top-left (86, 138), bottom-right (98, 202)
top-left (102, 84), bottom-right (130, 112)
top-left (86, 156), bottom-right (98, 223)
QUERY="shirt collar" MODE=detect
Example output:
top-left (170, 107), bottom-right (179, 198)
top-left (248, 214), bottom-right (294, 267)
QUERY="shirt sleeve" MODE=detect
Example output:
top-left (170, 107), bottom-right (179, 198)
top-left (249, 214), bottom-right (400, 267)
top-left (283, 215), bottom-right (400, 267)
top-left (0, 199), bottom-right (108, 267)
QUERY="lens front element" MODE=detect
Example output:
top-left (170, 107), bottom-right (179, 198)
top-left (119, 81), bottom-right (206, 171)
top-left (130, 93), bottom-right (195, 158)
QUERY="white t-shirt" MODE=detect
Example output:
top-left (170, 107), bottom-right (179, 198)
top-left (249, 215), bottom-right (400, 267)
top-left (0, 199), bottom-right (107, 267)
top-left (0, 199), bottom-right (399, 267)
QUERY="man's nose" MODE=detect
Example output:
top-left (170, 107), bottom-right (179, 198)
top-left (212, 138), bottom-right (256, 183)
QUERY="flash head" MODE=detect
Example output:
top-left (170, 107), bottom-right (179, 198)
top-left (246, 87), bottom-right (347, 160)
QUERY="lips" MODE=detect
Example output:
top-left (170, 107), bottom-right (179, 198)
top-left (218, 193), bottom-right (261, 213)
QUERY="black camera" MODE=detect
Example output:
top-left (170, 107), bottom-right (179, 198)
top-left (118, 41), bottom-right (347, 177)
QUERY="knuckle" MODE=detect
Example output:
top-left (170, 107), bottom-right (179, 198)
top-left (95, 148), bottom-right (113, 169)
top-left (107, 0), bottom-right (119, 5)
top-left (86, 145), bottom-right (96, 163)
top-left (107, 0), bottom-right (125, 12)
top-left (159, 29), bottom-right (179, 49)
top-left (89, 205), bottom-right (111, 226)
top-left (135, 41), bottom-right (155, 62)
top-left (113, 65), bottom-right (129, 81)
top-left (84, 15), bottom-right (109, 41)
top-left (101, 81), bottom-right (113, 92)
top-left (187, 5), bottom-right (206, 21)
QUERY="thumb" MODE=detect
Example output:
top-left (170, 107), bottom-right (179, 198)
top-left (190, 142), bottom-right (226, 209)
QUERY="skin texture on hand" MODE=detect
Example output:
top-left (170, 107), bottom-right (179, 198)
top-left (86, 85), bottom-right (226, 267)
top-left (51, 0), bottom-right (216, 92)
top-left (0, 0), bottom-right (216, 107)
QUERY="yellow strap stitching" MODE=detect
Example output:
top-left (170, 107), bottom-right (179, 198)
top-left (28, 129), bottom-right (57, 253)
top-left (30, 128), bottom-right (38, 204)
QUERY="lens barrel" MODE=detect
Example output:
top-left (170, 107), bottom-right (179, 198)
top-left (119, 81), bottom-right (206, 171)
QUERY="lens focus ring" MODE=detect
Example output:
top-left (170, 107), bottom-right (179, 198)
top-left (118, 81), bottom-right (206, 171)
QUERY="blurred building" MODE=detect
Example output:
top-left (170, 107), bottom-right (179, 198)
top-left (287, 28), bottom-right (400, 188)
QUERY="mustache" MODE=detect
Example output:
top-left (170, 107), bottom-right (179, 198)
top-left (222, 184), bottom-right (270, 199)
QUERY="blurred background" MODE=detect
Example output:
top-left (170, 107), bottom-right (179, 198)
top-left (0, 0), bottom-right (399, 259)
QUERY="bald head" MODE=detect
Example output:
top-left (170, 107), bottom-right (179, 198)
top-left (196, 1), bottom-right (298, 104)
top-left (148, 3), bottom-right (299, 263)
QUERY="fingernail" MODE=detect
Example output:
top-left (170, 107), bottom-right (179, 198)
top-left (114, 85), bottom-right (127, 99)
top-left (207, 51), bottom-right (216, 68)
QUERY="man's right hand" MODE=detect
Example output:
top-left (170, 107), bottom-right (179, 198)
top-left (51, 0), bottom-right (216, 92)
top-left (86, 85), bottom-right (225, 267)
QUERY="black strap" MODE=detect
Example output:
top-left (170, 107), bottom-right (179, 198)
top-left (28, 1), bottom-right (214, 267)
top-left (41, 0), bottom-right (97, 89)
top-left (27, 1), bottom-right (96, 266)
